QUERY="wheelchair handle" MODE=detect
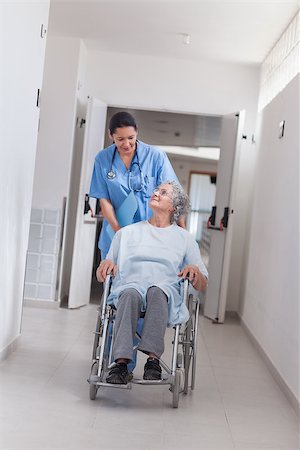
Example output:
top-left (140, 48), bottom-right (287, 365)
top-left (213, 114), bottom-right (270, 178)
top-left (101, 274), bottom-right (112, 319)
top-left (103, 274), bottom-right (112, 291)
top-left (181, 278), bottom-right (190, 308)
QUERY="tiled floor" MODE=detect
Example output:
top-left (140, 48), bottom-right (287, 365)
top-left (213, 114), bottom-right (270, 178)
top-left (0, 302), bottom-right (299, 450)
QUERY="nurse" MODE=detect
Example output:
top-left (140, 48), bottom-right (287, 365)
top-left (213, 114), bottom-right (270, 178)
top-left (89, 111), bottom-right (183, 259)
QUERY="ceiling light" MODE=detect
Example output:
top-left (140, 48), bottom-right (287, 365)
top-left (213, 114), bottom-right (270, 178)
top-left (159, 146), bottom-right (220, 161)
top-left (182, 33), bottom-right (191, 45)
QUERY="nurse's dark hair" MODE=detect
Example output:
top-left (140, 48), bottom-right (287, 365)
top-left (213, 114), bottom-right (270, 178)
top-left (109, 111), bottom-right (137, 134)
top-left (163, 181), bottom-right (190, 223)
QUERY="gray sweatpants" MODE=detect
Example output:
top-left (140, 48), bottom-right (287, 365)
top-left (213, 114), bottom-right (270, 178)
top-left (112, 286), bottom-right (168, 362)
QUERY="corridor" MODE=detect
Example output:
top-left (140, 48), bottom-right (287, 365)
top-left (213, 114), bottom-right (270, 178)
top-left (0, 302), bottom-right (299, 450)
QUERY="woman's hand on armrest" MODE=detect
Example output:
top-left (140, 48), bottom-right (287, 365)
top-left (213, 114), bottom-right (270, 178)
top-left (96, 259), bottom-right (117, 282)
top-left (178, 264), bottom-right (208, 291)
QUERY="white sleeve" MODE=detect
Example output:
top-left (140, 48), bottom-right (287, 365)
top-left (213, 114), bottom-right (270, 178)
top-left (184, 235), bottom-right (208, 279)
top-left (106, 229), bottom-right (122, 263)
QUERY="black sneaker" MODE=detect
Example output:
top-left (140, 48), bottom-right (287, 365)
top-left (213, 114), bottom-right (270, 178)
top-left (143, 358), bottom-right (162, 380)
top-left (106, 363), bottom-right (130, 385)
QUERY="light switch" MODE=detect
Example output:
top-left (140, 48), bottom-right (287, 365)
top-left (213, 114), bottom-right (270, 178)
top-left (278, 120), bottom-right (285, 139)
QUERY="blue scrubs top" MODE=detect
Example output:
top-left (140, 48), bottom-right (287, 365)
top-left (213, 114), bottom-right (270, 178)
top-left (89, 140), bottom-right (179, 258)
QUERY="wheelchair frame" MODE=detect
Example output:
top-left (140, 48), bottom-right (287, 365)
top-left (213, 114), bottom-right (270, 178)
top-left (87, 275), bottom-right (200, 408)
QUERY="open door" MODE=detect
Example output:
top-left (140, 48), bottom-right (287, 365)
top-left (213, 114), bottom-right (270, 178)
top-left (203, 111), bottom-right (245, 323)
top-left (67, 98), bottom-right (107, 308)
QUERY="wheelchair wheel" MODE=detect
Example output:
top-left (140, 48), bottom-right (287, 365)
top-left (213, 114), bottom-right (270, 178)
top-left (92, 312), bottom-right (102, 361)
top-left (183, 294), bottom-right (194, 394)
top-left (191, 298), bottom-right (200, 390)
top-left (172, 369), bottom-right (181, 408)
top-left (96, 315), bottom-right (112, 382)
top-left (92, 291), bottom-right (106, 360)
top-left (89, 362), bottom-right (99, 400)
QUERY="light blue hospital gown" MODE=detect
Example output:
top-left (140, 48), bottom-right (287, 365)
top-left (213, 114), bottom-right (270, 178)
top-left (89, 140), bottom-right (179, 258)
top-left (106, 221), bottom-right (208, 326)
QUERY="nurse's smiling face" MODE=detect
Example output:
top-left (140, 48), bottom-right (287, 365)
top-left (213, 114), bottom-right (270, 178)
top-left (110, 126), bottom-right (138, 158)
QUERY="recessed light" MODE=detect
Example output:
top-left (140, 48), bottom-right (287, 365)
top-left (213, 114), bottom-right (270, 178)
top-left (182, 33), bottom-right (191, 45)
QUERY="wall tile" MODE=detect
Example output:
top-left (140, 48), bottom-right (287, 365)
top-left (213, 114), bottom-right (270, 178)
top-left (25, 208), bottom-right (61, 301)
top-left (24, 283), bottom-right (37, 298)
top-left (44, 209), bottom-right (60, 224)
top-left (37, 285), bottom-right (53, 300)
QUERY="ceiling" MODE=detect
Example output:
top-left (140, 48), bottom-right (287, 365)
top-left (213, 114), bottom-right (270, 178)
top-left (49, 0), bottom-right (299, 65)
top-left (104, 107), bottom-right (222, 149)
top-left (48, 1), bottom-right (299, 160)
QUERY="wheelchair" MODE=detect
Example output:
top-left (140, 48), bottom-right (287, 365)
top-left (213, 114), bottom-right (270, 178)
top-left (87, 275), bottom-right (200, 408)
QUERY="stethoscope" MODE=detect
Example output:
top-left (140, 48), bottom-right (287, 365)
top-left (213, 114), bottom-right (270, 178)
top-left (107, 146), bottom-right (145, 192)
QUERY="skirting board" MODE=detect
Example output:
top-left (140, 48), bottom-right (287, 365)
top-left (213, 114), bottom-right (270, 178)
top-left (1, 301), bottom-right (58, 363)
top-left (0, 335), bottom-right (20, 363)
top-left (23, 298), bottom-right (59, 309)
top-left (239, 314), bottom-right (300, 417)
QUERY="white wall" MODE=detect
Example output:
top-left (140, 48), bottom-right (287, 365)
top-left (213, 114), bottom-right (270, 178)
top-left (57, 40), bottom-right (90, 303)
top-left (0, 1), bottom-right (49, 359)
top-left (23, 36), bottom-right (82, 303)
top-left (86, 50), bottom-right (259, 118)
top-left (32, 36), bottom-right (81, 210)
top-left (241, 74), bottom-right (300, 403)
top-left (30, 38), bottom-right (90, 303)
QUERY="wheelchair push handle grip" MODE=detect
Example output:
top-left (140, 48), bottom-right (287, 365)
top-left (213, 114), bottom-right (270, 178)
top-left (207, 206), bottom-right (231, 231)
top-left (103, 274), bottom-right (112, 296)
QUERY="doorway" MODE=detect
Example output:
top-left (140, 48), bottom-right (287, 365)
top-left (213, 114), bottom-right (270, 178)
top-left (187, 172), bottom-right (217, 269)
top-left (63, 103), bottom-right (244, 321)
top-left (88, 106), bottom-right (221, 305)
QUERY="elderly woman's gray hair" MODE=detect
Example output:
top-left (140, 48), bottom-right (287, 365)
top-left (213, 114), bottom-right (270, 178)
top-left (163, 181), bottom-right (190, 223)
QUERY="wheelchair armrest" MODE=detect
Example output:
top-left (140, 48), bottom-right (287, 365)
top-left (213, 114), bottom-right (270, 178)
top-left (179, 278), bottom-right (190, 307)
top-left (103, 273), bottom-right (112, 290)
top-left (99, 274), bottom-right (113, 317)
top-left (179, 278), bottom-right (190, 286)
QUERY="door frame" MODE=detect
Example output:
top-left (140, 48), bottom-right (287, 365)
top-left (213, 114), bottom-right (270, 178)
top-left (203, 111), bottom-right (245, 323)
top-left (67, 104), bottom-right (244, 314)
top-left (58, 97), bottom-right (107, 308)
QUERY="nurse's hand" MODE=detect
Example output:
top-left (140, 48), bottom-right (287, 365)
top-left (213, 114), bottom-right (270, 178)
top-left (96, 259), bottom-right (117, 282)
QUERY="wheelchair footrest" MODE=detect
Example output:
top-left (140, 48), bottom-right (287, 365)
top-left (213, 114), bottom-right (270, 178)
top-left (96, 381), bottom-right (132, 389)
top-left (131, 376), bottom-right (171, 386)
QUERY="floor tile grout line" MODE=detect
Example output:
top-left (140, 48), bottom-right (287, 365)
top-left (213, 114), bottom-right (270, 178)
top-left (199, 316), bottom-right (239, 450)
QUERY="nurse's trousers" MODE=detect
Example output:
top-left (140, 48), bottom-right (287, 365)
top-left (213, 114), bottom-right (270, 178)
top-left (112, 287), bottom-right (168, 363)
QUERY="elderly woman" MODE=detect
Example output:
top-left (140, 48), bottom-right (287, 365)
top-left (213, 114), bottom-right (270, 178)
top-left (97, 181), bottom-right (208, 385)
